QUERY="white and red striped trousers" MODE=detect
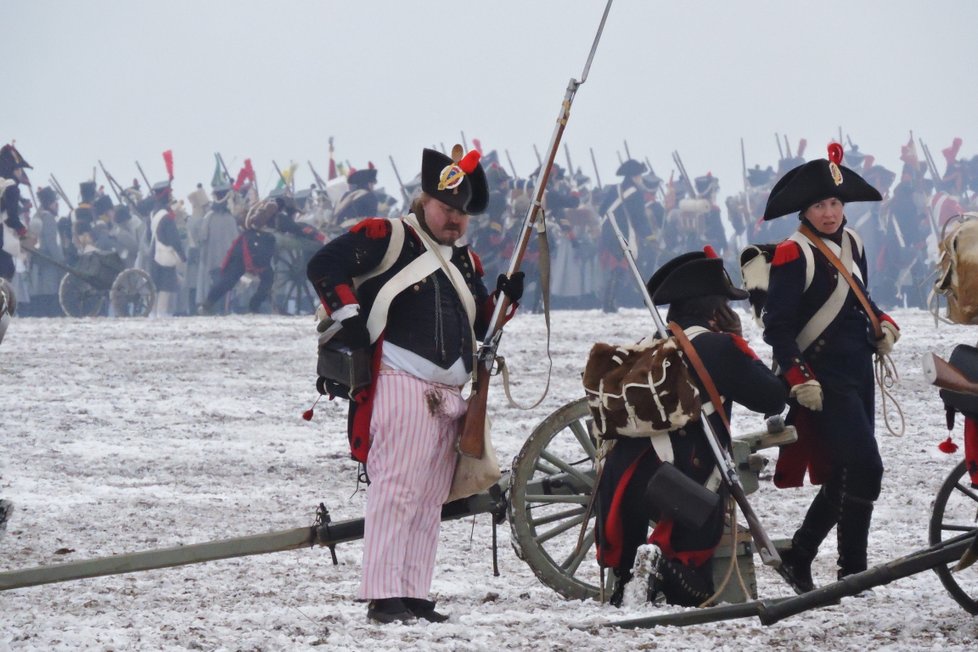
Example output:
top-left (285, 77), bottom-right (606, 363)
top-left (358, 369), bottom-right (466, 600)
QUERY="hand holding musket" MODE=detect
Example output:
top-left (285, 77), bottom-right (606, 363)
top-left (457, 0), bottom-right (614, 459)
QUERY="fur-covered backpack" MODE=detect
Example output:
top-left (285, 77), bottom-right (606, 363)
top-left (582, 335), bottom-right (701, 441)
top-left (934, 214), bottom-right (978, 325)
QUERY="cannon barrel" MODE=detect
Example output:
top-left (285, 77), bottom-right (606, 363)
top-left (0, 483), bottom-right (509, 592)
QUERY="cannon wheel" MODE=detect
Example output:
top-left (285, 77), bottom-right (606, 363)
top-left (273, 240), bottom-right (317, 315)
top-left (59, 273), bottom-right (105, 317)
top-left (110, 268), bottom-right (156, 317)
top-left (509, 398), bottom-right (612, 600)
top-left (929, 460), bottom-right (978, 615)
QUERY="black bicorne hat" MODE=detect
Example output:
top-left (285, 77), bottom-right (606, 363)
top-left (0, 144), bottom-right (31, 177)
top-left (647, 247), bottom-right (748, 306)
top-left (616, 159), bottom-right (647, 178)
top-left (347, 167), bottom-right (378, 188)
top-left (762, 143), bottom-right (882, 221)
top-left (421, 145), bottom-right (488, 214)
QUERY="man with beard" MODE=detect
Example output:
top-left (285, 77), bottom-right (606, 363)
top-left (306, 144), bottom-right (523, 624)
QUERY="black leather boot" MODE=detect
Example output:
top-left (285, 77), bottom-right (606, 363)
top-left (837, 493), bottom-right (874, 579)
top-left (609, 569), bottom-right (632, 607)
top-left (401, 597), bottom-right (450, 623)
top-left (780, 485), bottom-right (840, 593)
top-left (366, 598), bottom-right (415, 624)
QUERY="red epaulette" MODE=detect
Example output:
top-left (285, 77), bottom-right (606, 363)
top-left (469, 249), bottom-right (485, 277)
top-left (350, 217), bottom-right (391, 239)
top-left (729, 333), bottom-right (759, 361)
top-left (771, 240), bottom-right (801, 266)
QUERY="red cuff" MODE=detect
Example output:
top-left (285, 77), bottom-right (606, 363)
top-left (334, 283), bottom-right (357, 306)
top-left (784, 361), bottom-right (815, 386)
top-left (880, 313), bottom-right (899, 330)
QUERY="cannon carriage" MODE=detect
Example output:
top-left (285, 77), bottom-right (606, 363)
top-left (26, 246), bottom-right (156, 317)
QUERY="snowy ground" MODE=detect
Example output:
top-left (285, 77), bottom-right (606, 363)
top-left (2, 307), bottom-right (978, 651)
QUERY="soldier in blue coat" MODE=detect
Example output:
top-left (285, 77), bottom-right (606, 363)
top-left (762, 143), bottom-right (901, 592)
top-left (596, 249), bottom-right (786, 607)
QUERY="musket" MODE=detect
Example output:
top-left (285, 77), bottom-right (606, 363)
top-left (533, 144), bottom-right (543, 166)
top-left (461, 131), bottom-right (469, 152)
top-left (272, 160), bottom-right (291, 194)
top-left (458, 0), bottom-right (614, 459)
top-left (740, 138), bottom-right (752, 220)
top-left (590, 147), bottom-right (603, 189)
top-left (48, 174), bottom-right (74, 211)
top-left (775, 133), bottom-right (784, 161)
top-left (504, 149), bottom-right (519, 179)
top-left (98, 160), bottom-right (124, 204)
top-left (671, 150), bottom-right (698, 199)
top-left (914, 137), bottom-right (942, 240)
top-left (564, 144), bottom-right (575, 185)
top-left (783, 134), bottom-right (792, 159)
top-left (135, 161), bottom-right (152, 191)
top-left (616, 150), bottom-right (623, 165)
top-left (623, 139), bottom-right (632, 160)
top-left (602, 184), bottom-right (782, 568)
top-left (387, 155), bottom-right (411, 208)
top-left (308, 161), bottom-right (328, 191)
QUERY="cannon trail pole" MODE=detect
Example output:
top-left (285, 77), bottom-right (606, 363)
top-left (458, 0), bottom-right (614, 459)
top-left (603, 209), bottom-right (782, 568)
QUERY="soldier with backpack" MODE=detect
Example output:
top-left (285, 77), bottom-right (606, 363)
top-left (594, 249), bottom-right (786, 607)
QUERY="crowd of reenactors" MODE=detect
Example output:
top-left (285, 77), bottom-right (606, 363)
top-left (3, 134), bottom-right (976, 318)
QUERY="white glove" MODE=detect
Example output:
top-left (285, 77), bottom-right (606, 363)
top-left (876, 321), bottom-right (900, 356)
top-left (790, 380), bottom-right (823, 411)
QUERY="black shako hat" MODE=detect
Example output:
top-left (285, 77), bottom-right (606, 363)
top-left (763, 143), bottom-right (882, 221)
top-left (93, 194), bottom-right (114, 215)
top-left (421, 144), bottom-right (488, 214)
top-left (646, 247), bottom-right (748, 306)
top-left (37, 186), bottom-right (58, 207)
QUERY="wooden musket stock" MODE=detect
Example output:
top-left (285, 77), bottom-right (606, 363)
top-left (457, 0), bottom-right (614, 458)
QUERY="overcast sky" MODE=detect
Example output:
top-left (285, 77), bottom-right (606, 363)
top-left (7, 0), bottom-right (978, 207)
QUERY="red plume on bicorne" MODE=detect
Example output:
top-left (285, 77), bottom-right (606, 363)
top-left (472, 138), bottom-right (483, 154)
top-left (938, 435), bottom-right (958, 454)
top-left (459, 150), bottom-right (481, 174)
top-left (827, 142), bottom-right (844, 165)
top-left (163, 150), bottom-right (174, 181)
top-left (703, 245), bottom-right (719, 259)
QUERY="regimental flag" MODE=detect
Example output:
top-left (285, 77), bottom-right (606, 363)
top-left (212, 154), bottom-right (224, 188)
top-left (163, 150), bottom-right (174, 181)
top-left (233, 159), bottom-right (256, 192)
top-left (274, 162), bottom-right (298, 191)
top-left (328, 136), bottom-right (337, 180)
